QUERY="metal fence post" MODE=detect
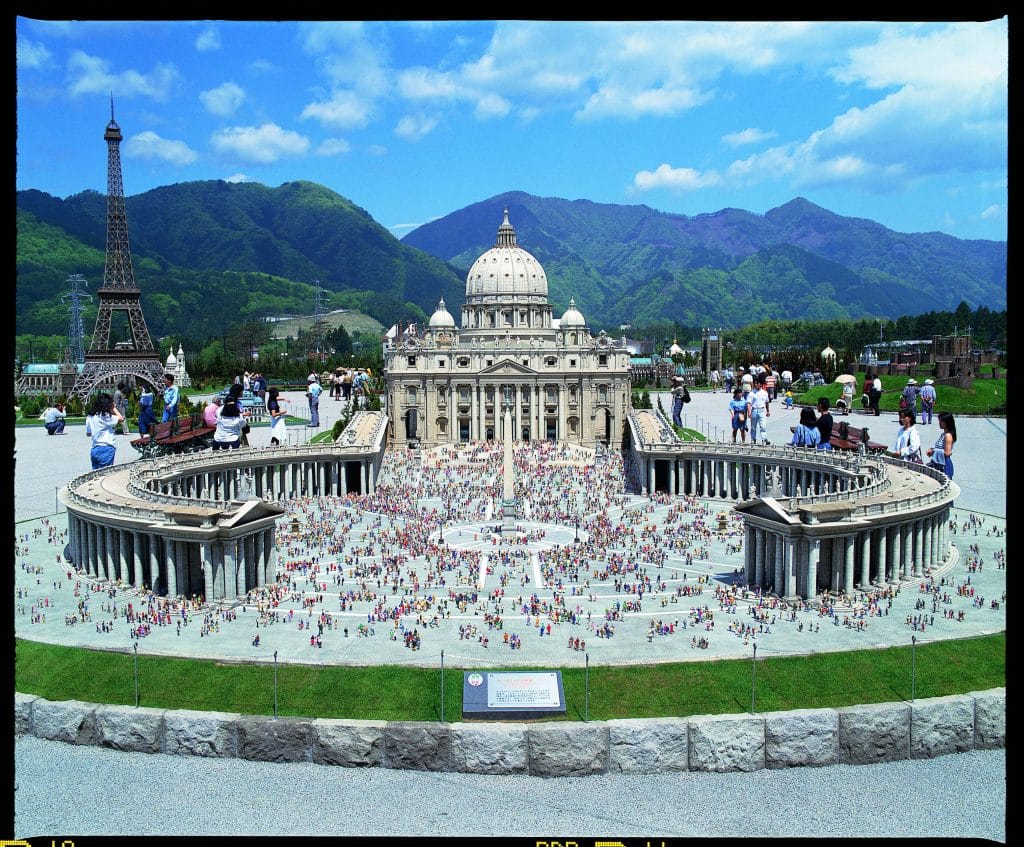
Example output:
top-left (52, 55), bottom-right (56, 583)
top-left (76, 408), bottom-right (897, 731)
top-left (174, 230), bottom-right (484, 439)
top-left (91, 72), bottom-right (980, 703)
top-left (273, 650), bottom-right (279, 718)
top-left (440, 650), bottom-right (445, 723)
top-left (133, 642), bottom-right (139, 707)
top-left (911, 635), bottom-right (917, 702)
top-left (585, 652), bottom-right (590, 722)
top-left (750, 642), bottom-right (757, 714)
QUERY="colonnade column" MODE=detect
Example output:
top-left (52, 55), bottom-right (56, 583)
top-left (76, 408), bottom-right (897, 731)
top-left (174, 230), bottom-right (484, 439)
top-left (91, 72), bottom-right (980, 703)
top-left (783, 536), bottom-right (798, 600)
top-left (806, 538), bottom-right (820, 599)
top-left (875, 527), bottom-right (887, 585)
top-left (744, 525), bottom-right (755, 584)
top-left (164, 538), bottom-right (177, 597)
top-left (843, 536), bottom-right (855, 597)
top-left (149, 536), bottom-right (161, 594)
top-left (913, 521), bottom-right (924, 577)
top-left (857, 532), bottom-right (871, 589)
top-left (755, 528), bottom-right (766, 589)
top-left (201, 542), bottom-right (215, 602)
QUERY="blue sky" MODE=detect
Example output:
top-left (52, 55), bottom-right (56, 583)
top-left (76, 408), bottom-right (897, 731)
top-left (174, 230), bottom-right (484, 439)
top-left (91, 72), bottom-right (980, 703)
top-left (16, 19), bottom-right (1008, 242)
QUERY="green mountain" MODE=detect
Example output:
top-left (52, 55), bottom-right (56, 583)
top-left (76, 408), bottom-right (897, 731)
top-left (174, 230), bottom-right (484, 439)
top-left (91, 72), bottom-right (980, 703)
top-left (16, 180), bottom-right (465, 338)
top-left (402, 192), bottom-right (1006, 328)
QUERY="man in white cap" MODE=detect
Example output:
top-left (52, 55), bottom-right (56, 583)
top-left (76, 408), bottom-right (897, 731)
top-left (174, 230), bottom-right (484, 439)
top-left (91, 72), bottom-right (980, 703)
top-left (901, 378), bottom-right (919, 415)
top-left (306, 374), bottom-right (322, 427)
top-left (919, 378), bottom-right (937, 424)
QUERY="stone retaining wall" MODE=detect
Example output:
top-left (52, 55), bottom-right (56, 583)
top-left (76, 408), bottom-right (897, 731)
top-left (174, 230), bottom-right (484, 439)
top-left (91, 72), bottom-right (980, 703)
top-left (15, 689), bottom-right (1003, 776)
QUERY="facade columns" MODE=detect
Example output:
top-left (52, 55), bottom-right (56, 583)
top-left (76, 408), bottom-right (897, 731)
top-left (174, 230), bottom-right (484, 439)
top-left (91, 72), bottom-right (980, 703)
top-left (843, 535), bottom-right (855, 596)
top-left (806, 538), bottom-right (820, 599)
top-left (755, 528), bottom-right (766, 589)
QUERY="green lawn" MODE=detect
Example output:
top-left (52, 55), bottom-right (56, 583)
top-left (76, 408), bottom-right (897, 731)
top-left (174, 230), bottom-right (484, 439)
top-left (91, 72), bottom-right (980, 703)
top-left (15, 633), bottom-right (1004, 721)
top-left (796, 373), bottom-right (1006, 416)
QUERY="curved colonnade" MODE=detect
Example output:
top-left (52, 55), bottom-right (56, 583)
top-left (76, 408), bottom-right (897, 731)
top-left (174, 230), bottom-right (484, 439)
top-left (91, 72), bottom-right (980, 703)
top-left (60, 412), bottom-right (389, 603)
top-left (60, 408), bottom-right (957, 608)
top-left (626, 409), bottom-right (960, 602)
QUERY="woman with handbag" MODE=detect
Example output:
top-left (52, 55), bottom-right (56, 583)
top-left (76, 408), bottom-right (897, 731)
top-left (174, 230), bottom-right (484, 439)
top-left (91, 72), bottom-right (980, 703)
top-left (728, 388), bottom-right (749, 444)
top-left (892, 409), bottom-right (923, 463)
top-left (267, 387), bottom-right (288, 446)
top-left (925, 412), bottom-right (956, 479)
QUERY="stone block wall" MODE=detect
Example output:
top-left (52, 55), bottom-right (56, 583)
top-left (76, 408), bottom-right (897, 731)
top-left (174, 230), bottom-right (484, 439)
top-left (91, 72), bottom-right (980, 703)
top-left (14, 689), bottom-right (1003, 777)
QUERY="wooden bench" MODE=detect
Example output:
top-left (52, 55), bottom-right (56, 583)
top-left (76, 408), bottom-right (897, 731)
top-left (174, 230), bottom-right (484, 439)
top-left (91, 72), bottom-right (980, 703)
top-left (791, 420), bottom-right (887, 453)
top-left (131, 413), bottom-right (215, 458)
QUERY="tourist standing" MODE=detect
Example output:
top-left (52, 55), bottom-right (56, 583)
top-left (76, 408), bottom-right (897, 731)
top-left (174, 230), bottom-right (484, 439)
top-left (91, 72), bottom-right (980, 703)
top-left (869, 371), bottom-right (883, 417)
top-left (728, 388), bottom-right (748, 444)
top-left (748, 377), bottom-right (771, 444)
top-left (161, 374), bottom-right (179, 423)
top-left (113, 382), bottom-right (129, 434)
top-left (892, 409), bottom-right (923, 463)
top-left (138, 387), bottom-right (156, 436)
top-left (670, 376), bottom-right (686, 427)
top-left (212, 400), bottom-right (244, 450)
top-left (85, 393), bottom-right (124, 469)
top-left (815, 397), bottom-right (834, 451)
top-left (307, 375), bottom-right (322, 427)
top-left (919, 379), bottom-right (937, 424)
top-left (267, 387), bottom-right (287, 446)
top-left (926, 411), bottom-right (957, 479)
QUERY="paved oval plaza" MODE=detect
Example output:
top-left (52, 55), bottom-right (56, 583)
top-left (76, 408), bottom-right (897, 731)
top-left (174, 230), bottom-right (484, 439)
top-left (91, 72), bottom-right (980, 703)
top-left (15, 438), bottom-right (1007, 668)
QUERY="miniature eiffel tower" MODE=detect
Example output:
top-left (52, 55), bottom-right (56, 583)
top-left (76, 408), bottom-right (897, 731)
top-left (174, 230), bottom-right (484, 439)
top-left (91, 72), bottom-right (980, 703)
top-left (69, 98), bottom-right (166, 403)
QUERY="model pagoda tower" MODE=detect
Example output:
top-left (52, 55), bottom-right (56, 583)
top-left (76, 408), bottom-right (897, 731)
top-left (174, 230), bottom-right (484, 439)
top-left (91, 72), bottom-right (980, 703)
top-left (69, 98), bottom-right (166, 402)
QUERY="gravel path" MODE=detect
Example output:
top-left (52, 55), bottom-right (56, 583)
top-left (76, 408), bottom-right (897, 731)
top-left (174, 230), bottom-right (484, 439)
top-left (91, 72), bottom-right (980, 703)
top-left (14, 736), bottom-right (1005, 839)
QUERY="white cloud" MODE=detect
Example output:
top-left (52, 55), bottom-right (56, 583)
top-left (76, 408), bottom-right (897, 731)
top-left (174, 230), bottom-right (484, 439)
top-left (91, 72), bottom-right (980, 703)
top-left (633, 163), bottom-right (721, 192)
top-left (297, 21), bottom-right (366, 54)
top-left (474, 92), bottom-right (510, 119)
top-left (722, 127), bottom-right (777, 147)
top-left (300, 91), bottom-right (372, 130)
top-left (316, 137), bottom-right (351, 156)
top-left (211, 123), bottom-right (310, 164)
top-left (395, 114), bottom-right (439, 141)
top-left (199, 82), bottom-right (245, 117)
top-left (367, 144), bottom-right (387, 156)
top-left (247, 59), bottom-right (277, 74)
top-left (17, 36), bottom-right (52, 69)
top-left (195, 27), bottom-right (220, 52)
top-left (398, 67), bottom-right (458, 100)
top-left (224, 173), bottom-right (255, 183)
top-left (980, 204), bottom-right (1002, 220)
top-left (66, 50), bottom-right (179, 100)
top-left (123, 131), bottom-right (198, 166)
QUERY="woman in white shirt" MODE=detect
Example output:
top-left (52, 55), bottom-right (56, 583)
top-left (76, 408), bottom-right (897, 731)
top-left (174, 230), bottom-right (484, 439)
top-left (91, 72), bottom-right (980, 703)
top-left (213, 400), bottom-right (244, 450)
top-left (892, 409), bottom-right (923, 463)
top-left (85, 393), bottom-right (124, 469)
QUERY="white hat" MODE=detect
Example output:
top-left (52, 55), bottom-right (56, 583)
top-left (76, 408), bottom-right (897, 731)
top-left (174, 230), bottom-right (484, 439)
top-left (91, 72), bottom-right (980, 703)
top-left (907, 378), bottom-right (917, 385)
top-left (307, 373), bottom-right (317, 382)
top-left (924, 379), bottom-right (934, 385)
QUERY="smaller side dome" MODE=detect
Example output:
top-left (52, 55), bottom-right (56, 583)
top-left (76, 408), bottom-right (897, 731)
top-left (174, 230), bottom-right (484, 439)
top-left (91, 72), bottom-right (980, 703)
top-left (429, 297), bottom-right (456, 329)
top-left (669, 337), bottom-right (683, 356)
top-left (165, 350), bottom-right (177, 366)
top-left (560, 297), bottom-right (586, 328)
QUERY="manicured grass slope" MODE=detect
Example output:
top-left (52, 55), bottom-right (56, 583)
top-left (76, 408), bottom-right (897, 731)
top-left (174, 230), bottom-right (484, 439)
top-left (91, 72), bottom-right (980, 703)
top-left (16, 633), bottom-right (1004, 721)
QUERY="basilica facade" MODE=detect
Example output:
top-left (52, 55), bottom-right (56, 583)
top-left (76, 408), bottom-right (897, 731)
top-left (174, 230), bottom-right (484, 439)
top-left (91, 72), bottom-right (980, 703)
top-left (384, 210), bottom-right (632, 447)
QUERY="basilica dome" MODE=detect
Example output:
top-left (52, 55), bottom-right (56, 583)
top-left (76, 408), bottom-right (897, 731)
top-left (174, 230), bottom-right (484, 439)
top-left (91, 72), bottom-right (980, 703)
top-left (560, 298), bottom-right (586, 328)
top-left (465, 209), bottom-right (548, 298)
top-left (429, 297), bottom-right (456, 329)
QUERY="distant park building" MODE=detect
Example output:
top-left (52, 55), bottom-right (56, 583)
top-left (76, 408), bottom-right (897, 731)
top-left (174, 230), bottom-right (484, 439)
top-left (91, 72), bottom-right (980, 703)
top-left (164, 342), bottom-right (192, 388)
top-left (383, 210), bottom-right (632, 447)
top-left (701, 327), bottom-right (724, 379)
